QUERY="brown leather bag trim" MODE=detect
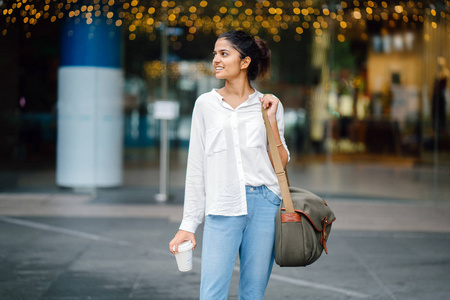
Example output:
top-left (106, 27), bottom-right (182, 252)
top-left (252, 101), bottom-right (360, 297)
top-left (280, 208), bottom-right (336, 232)
top-left (321, 216), bottom-right (329, 254)
top-left (281, 212), bottom-right (301, 223)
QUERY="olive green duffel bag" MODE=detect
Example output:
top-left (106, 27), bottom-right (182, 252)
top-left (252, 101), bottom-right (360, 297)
top-left (274, 187), bottom-right (335, 267)
top-left (262, 106), bottom-right (336, 267)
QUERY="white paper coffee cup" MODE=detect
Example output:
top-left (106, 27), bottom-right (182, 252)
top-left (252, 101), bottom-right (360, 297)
top-left (174, 240), bottom-right (193, 272)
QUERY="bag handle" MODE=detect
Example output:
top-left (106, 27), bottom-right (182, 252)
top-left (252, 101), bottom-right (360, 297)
top-left (261, 105), bottom-right (295, 213)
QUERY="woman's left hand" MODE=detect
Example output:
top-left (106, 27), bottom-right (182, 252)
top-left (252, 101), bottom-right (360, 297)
top-left (260, 94), bottom-right (279, 119)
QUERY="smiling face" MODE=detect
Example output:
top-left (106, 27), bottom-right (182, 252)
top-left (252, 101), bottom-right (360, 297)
top-left (212, 38), bottom-right (250, 80)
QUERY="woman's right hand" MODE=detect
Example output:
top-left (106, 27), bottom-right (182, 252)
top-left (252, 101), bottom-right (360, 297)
top-left (169, 230), bottom-right (196, 255)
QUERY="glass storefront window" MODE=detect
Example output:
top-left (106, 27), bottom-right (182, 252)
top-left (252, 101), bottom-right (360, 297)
top-left (0, 1), bottom-right (449, 201)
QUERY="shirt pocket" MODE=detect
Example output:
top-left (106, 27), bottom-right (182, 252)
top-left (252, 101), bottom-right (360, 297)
top-left (205, 126), bottom-right (227, 156)
top-left (246, 120), bottom-right (266, 148)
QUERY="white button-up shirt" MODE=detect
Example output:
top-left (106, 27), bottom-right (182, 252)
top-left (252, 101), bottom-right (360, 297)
top-left (179, 89), bottom-right (290, 233)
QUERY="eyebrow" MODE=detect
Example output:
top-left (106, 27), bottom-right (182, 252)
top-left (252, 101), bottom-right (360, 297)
top-left (213, 49), bottom-right (231, 53)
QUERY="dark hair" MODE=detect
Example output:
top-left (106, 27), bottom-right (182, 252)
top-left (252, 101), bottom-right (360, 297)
top-left (218, 30), bottom-right (271, 81)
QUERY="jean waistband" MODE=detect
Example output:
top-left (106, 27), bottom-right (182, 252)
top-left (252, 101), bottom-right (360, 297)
top-left (245, 185), bottom-right (266, 193)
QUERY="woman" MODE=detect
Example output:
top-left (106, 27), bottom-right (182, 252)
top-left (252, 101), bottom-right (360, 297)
top-left (169, 30), bottom-right (289, 300)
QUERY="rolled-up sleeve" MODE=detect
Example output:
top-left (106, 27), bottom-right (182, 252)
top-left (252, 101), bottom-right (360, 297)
top-left (179, 102), bottom-right (206, 233)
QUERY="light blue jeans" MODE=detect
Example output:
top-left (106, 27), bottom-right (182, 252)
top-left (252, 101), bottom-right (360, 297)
top-left (200, 185), bottom-right (281, 300)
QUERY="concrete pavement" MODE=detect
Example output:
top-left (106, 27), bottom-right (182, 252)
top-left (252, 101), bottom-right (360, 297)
top-left (1, 158), bottom-right (450, 300)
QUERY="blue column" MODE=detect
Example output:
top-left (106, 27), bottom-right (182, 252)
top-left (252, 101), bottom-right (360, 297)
top-left (57, 10), bottom-right (123, 188)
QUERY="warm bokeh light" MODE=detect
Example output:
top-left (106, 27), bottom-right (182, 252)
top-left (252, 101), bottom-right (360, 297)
top-left (0, 0), bottom-right (448, 42)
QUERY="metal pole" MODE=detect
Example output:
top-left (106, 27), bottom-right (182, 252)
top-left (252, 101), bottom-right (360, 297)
top-left (325, 8), bottom-right (336, 201)
top-left (156, 119), bottom-right (169, 201)
top-left (155, 19), bottom-right (170, 202)
top-left (161, 21), bottom-right (168, 100)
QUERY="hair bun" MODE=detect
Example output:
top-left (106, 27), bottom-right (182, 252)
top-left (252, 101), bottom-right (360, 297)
top-left (255, 38), bottom-right (271, 79)
top-left (218, 30), bottom-right (271, 81)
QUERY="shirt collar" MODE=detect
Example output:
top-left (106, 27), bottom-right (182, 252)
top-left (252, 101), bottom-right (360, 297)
top-left (211, 88), bottom-right (223, 102)
top-left (211, 88), bottom-right (261, 108)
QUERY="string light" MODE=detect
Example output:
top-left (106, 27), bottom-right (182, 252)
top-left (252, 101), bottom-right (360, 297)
top-left (0, 0), bottom-right (448, 42)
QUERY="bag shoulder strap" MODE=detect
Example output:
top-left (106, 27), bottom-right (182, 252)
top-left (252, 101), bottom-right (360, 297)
top-left (261, 105), bottom-right (295, 213)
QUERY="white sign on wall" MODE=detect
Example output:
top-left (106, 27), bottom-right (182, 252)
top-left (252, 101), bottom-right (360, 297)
top-left (153, 100), bottom-right (180, 120)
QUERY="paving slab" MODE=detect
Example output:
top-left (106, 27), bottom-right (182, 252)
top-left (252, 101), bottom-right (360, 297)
top-left (1, 161), bottom-right (450, 300)
top-left (1, 214), bottom-right (449, 300)
top-left (2, 190), bottom-right (450, 233)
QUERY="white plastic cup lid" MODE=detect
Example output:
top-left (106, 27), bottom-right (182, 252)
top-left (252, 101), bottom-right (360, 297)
top-left (177, 240), bottom-right (193, 252)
